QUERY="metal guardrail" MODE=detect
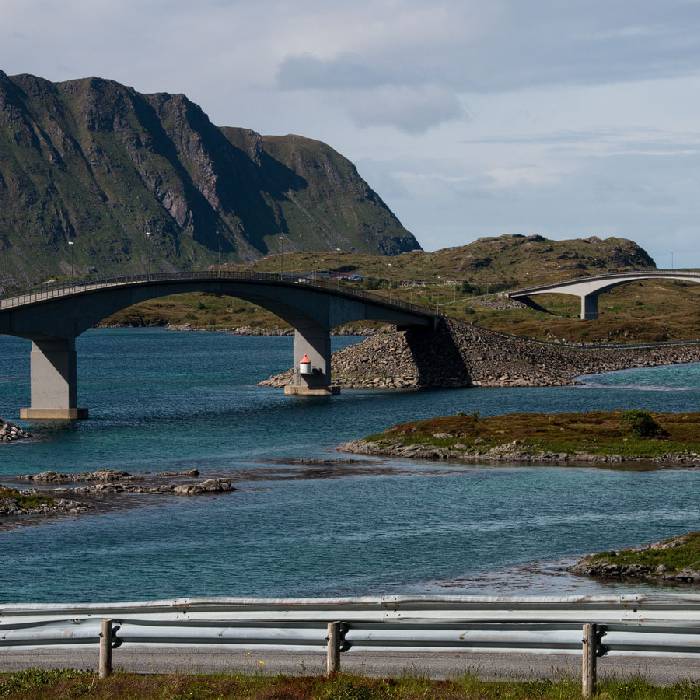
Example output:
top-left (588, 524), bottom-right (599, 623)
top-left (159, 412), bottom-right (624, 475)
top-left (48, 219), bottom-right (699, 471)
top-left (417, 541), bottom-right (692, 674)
top-left (2, 595), bottom-right (700, 695)
top-left (509, 268), bottom-right (700, 298)
top-left (0, 270), bottom-right (437, 319)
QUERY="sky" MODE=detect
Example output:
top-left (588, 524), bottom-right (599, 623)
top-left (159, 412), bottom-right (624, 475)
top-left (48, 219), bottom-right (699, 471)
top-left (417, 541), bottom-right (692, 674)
top-left (1, 0), bottom-right (700, 265)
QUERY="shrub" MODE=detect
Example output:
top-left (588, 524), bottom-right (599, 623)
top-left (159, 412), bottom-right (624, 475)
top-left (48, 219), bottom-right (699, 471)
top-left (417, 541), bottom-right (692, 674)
top-left (622, 410), bottom-right (669, 439)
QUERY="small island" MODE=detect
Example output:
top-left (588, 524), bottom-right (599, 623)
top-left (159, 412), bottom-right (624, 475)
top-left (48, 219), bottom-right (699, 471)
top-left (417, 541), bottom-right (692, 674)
top-left (341, 410), bottom-right (700, 467)
top-left (571, 532), bottom-right (700, 584)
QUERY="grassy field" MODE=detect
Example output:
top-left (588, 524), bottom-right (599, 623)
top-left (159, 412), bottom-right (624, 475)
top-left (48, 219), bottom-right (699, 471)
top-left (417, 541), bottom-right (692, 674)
top-left (581, 532), bottom-right (700, 575)
top-left (361, 411), bottom-right (700, 460)
top-left (1, 670), bottom-right (699, 699)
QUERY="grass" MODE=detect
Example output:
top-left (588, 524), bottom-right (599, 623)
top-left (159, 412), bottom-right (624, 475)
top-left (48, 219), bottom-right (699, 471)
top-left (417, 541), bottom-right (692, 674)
top-left (1, 670), bottom-right (699, 699)
top-left (0, 486), bottom-right (54, 510)
top-left (363, 411), bottom-right (700, 460)
top-left (584, 532), bottom-right (700, 574)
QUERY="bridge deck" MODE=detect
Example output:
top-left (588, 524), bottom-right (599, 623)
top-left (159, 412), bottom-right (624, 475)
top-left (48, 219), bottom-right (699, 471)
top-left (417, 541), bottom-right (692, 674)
top-left (509, 269), bottom-right (700, 298)
top-left (0, 270), bottom-right (436, 321)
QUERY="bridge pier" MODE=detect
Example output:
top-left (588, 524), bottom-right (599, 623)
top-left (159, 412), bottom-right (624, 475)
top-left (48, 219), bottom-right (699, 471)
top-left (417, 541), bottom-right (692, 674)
top-left (284, 324), bottom-right (338, 396)
top-left (580, 294), bottom-right (599, 321)
top-left (20, 338), bottom-right (88, 420)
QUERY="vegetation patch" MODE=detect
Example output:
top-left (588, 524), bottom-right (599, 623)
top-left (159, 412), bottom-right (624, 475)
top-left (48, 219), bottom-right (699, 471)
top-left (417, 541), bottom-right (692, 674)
top-left (0, 486), bottom-right (54, 512)
top-left (571, 532), bottom-right (700, 584)
top-left (1, 670), bottom-right (699, 699)
top-left (348, 410), bottom-right (700, 464)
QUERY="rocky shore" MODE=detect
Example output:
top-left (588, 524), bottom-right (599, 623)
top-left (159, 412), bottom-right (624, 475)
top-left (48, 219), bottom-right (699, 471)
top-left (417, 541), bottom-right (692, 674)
top-left (17, 468), bottom-right (235, 496)
top-left (340, 438), bottom-right (700, 468)
top-left (1, 469), bottom-right (236, 531)
top-left (570, 533), bottom-right (700, 585)
top-left (0, 419), bottom-right (30, 443)
top-left (261, 318), bottom-right (700, 389)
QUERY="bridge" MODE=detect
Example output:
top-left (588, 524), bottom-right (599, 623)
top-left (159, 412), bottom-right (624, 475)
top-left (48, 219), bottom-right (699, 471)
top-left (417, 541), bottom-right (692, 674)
top-left (509, 269), bottom-right (700, 320)
top-left (0, 271), bottom-right (435, 420)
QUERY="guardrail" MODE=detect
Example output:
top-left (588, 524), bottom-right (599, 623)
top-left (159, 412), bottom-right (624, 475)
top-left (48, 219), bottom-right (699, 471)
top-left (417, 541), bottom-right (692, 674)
top-left (0, 270), bottom-right (437, 319)
top-left (3, 595), bottom-right (700, 696)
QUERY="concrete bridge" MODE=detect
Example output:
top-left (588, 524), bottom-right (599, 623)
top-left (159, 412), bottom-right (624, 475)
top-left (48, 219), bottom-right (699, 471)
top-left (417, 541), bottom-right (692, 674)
top-left (509, 270), bottom-right (700, 320)
top-left (0, 271), bottom-right (435, 420)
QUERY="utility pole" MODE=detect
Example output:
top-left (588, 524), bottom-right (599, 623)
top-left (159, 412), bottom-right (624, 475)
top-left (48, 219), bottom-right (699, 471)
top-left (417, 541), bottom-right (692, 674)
top-left (68, 240), bottom-right (75, 280)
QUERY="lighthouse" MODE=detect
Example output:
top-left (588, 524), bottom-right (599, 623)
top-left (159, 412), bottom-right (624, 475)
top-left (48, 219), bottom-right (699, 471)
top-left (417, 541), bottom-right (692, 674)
top-left (299, 353), bottom-right (312, 375)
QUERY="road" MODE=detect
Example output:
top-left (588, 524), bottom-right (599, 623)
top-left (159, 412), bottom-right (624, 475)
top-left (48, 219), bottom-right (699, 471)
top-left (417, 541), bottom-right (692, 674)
top-left (2, 647), bottom-right (700, 684)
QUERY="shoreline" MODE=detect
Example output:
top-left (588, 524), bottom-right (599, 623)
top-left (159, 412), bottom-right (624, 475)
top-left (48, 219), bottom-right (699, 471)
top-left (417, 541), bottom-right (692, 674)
top-left (340, 438), bottom-right (700, 469)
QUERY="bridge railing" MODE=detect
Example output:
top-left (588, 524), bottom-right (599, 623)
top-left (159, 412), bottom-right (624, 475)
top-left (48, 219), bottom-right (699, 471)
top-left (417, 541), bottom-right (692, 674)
top-left (2, 595), bottom-right (700, 694)
top-left (0, 270), bottom-right (437, 319)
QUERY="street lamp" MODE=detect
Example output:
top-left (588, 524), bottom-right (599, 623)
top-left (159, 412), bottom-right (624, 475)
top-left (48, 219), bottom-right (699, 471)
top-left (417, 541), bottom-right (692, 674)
top-left (68, 240), bottom-right (75, 281)
top-left (145, 229), bottom-right (152, 279)
top-left (335, 247), bottom-right (342, 289)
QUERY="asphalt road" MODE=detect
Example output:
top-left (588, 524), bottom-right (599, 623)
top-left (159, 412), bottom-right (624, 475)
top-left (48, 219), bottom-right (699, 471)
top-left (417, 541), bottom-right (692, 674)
top-left (2, 647), bottom-right (700, 684)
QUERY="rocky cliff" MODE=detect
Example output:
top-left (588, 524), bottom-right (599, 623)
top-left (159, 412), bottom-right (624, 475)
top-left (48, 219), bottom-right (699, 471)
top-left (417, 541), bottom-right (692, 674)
top-left (0, 71), bottom-right (419, 288)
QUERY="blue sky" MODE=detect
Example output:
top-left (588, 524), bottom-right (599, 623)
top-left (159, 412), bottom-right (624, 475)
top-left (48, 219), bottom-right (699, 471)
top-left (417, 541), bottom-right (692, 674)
top-left (2, 0), bottom-right (699, 265)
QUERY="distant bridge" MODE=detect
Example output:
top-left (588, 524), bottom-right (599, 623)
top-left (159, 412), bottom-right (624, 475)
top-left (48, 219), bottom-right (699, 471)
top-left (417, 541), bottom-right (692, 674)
top-left (509, 269), bottom-right (700, 320)
top-left (0, 271), bottom-right (435, 420)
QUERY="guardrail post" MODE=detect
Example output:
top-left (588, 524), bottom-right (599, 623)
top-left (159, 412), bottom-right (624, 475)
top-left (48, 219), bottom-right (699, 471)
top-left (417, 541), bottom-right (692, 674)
top-left (582, 623), bottom-right (600, 698)
top-left (326, 621), bottom-right (341, 676)
top-left (98, 618), bottom-right (113, 679)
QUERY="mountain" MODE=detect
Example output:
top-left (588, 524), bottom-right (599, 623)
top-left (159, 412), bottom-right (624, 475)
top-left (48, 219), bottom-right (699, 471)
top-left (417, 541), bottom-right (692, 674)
top-left (0, 71), bottom-right (419, 288)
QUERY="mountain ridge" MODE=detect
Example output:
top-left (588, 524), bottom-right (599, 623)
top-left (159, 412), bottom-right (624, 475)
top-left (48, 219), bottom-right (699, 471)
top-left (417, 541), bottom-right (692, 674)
top-left (0, 70), bottom-right (419, 288)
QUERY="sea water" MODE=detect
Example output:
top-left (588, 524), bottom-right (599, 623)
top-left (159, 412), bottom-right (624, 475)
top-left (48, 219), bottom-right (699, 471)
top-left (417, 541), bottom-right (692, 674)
top-left (0, 328), bottom-right (698, 601)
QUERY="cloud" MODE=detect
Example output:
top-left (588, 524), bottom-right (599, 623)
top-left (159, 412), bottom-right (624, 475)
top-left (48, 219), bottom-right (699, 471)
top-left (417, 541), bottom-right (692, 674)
top-left (345, 85), bottom-right (466, 133)
top-left (277, 54), bottom-right (384, 90)
top-left (274, 0), bottom-right (700, 95)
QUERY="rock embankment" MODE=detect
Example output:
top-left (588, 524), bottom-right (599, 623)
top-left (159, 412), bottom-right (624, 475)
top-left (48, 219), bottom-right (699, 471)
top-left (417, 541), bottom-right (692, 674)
top-left (262, 318), bottom-right (700, 389)
top-left (0, 420), bottom-right (30, 443)
top-left (570, 533), bottom-right (700, 585)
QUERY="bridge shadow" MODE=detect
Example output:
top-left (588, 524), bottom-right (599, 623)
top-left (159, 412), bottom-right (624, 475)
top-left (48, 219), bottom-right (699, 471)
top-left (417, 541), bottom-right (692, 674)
top-left (404, 318), bottom-right (472, 388)
top-left (517, 297), bottom-right (554, 315)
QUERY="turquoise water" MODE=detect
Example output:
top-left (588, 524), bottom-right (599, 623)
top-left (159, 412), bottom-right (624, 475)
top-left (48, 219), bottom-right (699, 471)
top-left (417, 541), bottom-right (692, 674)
top-left (0, 328), bottom-right (699, 602)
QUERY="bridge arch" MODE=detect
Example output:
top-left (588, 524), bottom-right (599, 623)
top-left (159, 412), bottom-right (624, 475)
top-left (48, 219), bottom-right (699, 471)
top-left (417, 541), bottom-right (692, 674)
top-left (509, 270), bottom-right (700, 320)
top-left (0, 272), bottom-right (434, 419)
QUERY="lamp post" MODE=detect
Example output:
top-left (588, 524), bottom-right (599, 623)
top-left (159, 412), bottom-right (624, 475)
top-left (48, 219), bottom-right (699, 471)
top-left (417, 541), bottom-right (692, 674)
top-left (68, 240), bottom-right (75, 281)
top-left (145, 229), bottom-right (152, 279)
top-left (335, 247), bottom-right (342, 289)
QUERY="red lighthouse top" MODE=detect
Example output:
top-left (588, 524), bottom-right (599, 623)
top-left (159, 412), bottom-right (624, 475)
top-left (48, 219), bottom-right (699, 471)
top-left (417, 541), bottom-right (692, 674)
top-left (301, 354), bottom-right (310, 363)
